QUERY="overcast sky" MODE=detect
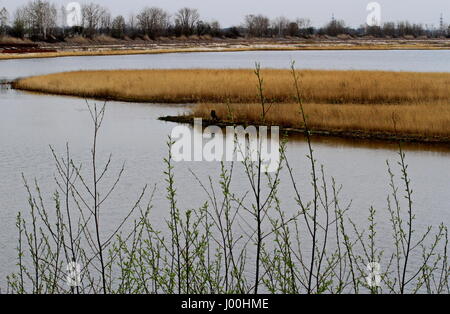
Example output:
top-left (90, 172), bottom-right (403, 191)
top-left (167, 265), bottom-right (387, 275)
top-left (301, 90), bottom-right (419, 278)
top-left (0, 0), bottom-right (449, 27)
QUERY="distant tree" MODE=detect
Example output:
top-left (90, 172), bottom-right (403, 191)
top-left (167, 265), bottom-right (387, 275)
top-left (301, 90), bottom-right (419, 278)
top-left (272, 16), bottom-right (290, 37)
top-left (410, 23), bottom-right (425, 37)
top-left (126, 14), bottom-right (139, 38)
top-left (81, 3), bottom-right (109, 37)
top-left (323, 18), bottom-right (346, 36)
top-left (0, 7), bottom-right (9, 35)
top-left (245, 14), bottom-right (270, 37)
top-left (286, 22), bottom-right (299, 36)
top-left (195, 20), bottom-right (223, 37)
top-left (0, 3), bottom-right (438, 42)
top-left (175, 7), bottom-right (199, 36)
top-left (296, 18), bottom-right (313, 36)
top-left (366, 25), bottom-right (382, 37)
top-left (20, 0), bottom-right (57, 40)
top-left (382, 22), bottom-right (396, 37)
top-left (195, 20), bottom-right (211, 36)
top-left (99, 10), bottom-right (112, 32)
top-left (59, 5), bottom-right (66, 34)
top-left (224, 26), bottom-right (241, 38)
top-left (396, 21), bottom-right (424, 37)
top-left (136, 7), bottom-right (170, 38)
top-left (210, 20), bottom-right (222, 37)
top-left (397, 21), bottom-right (410, 36)
top-left (111, 15), bottom-right (126, 39)
top-left (10, 8), bottom-right (26, 38)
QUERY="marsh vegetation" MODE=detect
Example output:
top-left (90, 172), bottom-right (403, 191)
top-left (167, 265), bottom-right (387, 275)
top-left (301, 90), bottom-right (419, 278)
top-left (13, 68), bottom-right (450, 140)
top-left (5, 66), bottom-right (449, 294)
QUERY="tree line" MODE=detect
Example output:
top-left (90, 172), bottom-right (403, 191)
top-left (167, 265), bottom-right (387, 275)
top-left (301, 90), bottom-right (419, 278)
top-left (0, 1), bottom-right (448, 41)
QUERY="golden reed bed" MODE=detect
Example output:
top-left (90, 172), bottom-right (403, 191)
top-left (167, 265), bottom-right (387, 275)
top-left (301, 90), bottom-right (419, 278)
top-left (13, 69), bottom-right (450, 104)
top-left (13, 69), bottom-right (450, 138)
top-left (193, 103), bottom-right (450, 138)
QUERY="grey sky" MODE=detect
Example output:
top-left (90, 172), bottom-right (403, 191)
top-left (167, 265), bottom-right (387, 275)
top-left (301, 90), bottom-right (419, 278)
top-left (0, 0), bottom-right (449, 27)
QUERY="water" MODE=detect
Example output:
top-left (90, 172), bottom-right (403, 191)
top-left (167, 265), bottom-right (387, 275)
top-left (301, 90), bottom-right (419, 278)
top-left (1, 50), bottom-right (450, 81)
top-left (1, 50), bottom-right (449, 291)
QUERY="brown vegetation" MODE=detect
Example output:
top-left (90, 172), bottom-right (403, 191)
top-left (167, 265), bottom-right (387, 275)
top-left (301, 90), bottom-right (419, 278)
top-left (13, 69), bottom-right (450, 105)
top-left (13, 68), bottom-right (450, 139)
top-left (193, 103), bottom-right (450, 137)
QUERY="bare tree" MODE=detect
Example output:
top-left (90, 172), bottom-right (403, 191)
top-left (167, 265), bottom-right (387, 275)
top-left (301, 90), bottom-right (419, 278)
top-left (0, 7), bottom-right (9, 35)
top-left (396, 21), bottom-right (424, 37)
top-left (366, 25), bottom-right (382, 37)
top-left (382, 22), bottom-right (396, 37)
top-left (20, 0), bottom-right (57, 39)
top-left (175, 7), bottom-right (199, 36)
top-left (286, 22), bottom-right (299, 36)
top-left (245, 14), bottom-right (270, 37)
top-left (11, 8), bottom-right (27, 38)
top-left (126, 14), bottom-right (138, 38)
top-left (82, 3), bottom-right (109, 37)
top-left (323, 18), bottom-right (346, 36)
top-left (272, 16), bottom-right (290, 37)
top-left (59, 5), bottom-right (66, 28)
top-left (136, 7), bottom-right (170, 38)
top-left (296, 18), bottom-right (312, 35)
top-left (111, 15), bottom-right (126, 39)
top-left (81, 3), bottom-right (100, 36)
top-left (99, 10), bottom-right (111, 32)
top-left (210, 20), bottom-right (221, 37)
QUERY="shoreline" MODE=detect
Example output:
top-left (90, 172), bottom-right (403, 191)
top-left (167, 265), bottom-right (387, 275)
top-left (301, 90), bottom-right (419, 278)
top-left (1, 38), bottom-right (450, 60)
top-left (12, 69), bottom-right (450, 144)
top-left (12, 80), bottom-right (450, 145)
top-left (13, 81), bottom-right (450, 145)
top-left (158, 115), bottom-right (450, 145)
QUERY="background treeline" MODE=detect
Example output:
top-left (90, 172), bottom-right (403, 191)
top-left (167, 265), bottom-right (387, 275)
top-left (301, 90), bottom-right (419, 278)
top-left (0, 1), bottom-right (449, 42)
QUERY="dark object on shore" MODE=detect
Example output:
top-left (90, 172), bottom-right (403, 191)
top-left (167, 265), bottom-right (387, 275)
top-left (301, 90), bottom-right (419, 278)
top-left (211, 110), bottom-right (219, 121)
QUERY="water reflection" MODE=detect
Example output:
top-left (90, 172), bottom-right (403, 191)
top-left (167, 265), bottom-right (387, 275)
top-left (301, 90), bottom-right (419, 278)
top-left (289, 133), bottom-right (450, 154)
top-left (0, 82), bottom-right (11, 94)
top-left (0, 51), bottom-right (449, 291)
top-left (2, 50), bottom-right (450, 81)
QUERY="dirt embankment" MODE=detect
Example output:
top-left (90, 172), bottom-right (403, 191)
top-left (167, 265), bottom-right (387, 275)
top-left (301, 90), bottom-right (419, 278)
top-left (1, 37), bottom-right (449, 60)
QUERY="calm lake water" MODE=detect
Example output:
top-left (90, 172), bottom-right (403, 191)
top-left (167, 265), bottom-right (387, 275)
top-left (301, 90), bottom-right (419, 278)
top-left (0, 50), bottom-right (449, 291)
top-left (1, 50), bottom-right (450, 81)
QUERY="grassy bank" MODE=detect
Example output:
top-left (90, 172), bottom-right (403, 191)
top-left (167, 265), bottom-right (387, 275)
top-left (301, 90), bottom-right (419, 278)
top-left (13, 68), bottom-right (450, 140)
top-left (0, 47), bottom-right (231, 60)
top-left (163, 102), bottom-right (450, 141)
top-left (13, 69), bottom-right (450, 105)
top-left (0, 47), bottom-right (238, 60)
top-left (1, 42), bottom-right (449, 60)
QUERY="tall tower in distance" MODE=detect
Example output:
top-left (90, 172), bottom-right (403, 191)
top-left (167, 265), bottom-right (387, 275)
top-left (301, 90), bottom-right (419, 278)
top-left (440, 13), bottom-right (444, 31)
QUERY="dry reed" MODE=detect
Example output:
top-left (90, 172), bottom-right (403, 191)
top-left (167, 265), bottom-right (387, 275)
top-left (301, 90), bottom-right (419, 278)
top-left (13, 69), bottom-right (450, 137)
top-left (194, 103), bottom-right (450, 137)
top-left (14, 69), bottom-right (450, 105)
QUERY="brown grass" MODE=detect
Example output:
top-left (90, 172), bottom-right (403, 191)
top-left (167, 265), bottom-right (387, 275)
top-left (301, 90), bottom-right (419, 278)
top-left (13, 69), bottom-right (450, 105)
top-left (13, 68), bottom-right (450, 138)
top-left (64, 36), bottom-right (91, 45)
top-left (193, 103), bottom-right (450, 137)
top-left (0, 35), bottom-right (32, 44)
top-left (0, 47), bottom-right (218, 60)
